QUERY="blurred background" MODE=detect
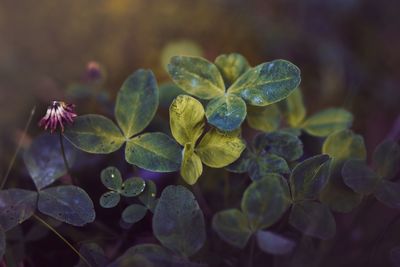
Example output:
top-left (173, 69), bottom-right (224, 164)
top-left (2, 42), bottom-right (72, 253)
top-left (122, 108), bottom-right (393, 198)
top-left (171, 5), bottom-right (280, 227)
top-left (1, 0), bottom-right (400, 170)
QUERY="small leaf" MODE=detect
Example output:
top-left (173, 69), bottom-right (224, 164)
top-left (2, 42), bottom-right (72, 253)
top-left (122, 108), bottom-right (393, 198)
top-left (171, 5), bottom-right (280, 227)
top-left (302, 108), bottom-right (353, 137)
top-left (226, 148), bottom-right (253, 174)
top-left (254, 131), bottom-right (303, 161)
top-left (75, 243), bottom-right (107, 267)
top-left (290, 154), bottom-right (331, 201)
top-left (38, 185), bottom-right (95, 226)
top-left (246, 105), bottom-right (281, 132)
top-left (374, 180), bottom-right (400, 209)
top-left (256, 230), bottom-right (296, 255)
top-left (196, 129), bottom-right (245, 168)
top-left (122, 204), bottom-right (148, 224)
top-left (120, 177), bottom-right (146, 197)
top-left (241, 174), bottom-right (290, 230)
top-left (342, 159), bottom-right (380, 194)
top-left (64, 114), bottom-right (125, 154)
top-left (138, 180), bottom-right (157, 212)
top-left (320, 130), bottom-right (366, 212)
top-left (153, 185), bottom-right (206, 257)
top-left (212, 209), bottom-right (252, 249)
top-left (100, 166), bottom-right (122, 190)
top-left (23, 133), bottom-right (75, 190)
top-left (180, 143), bottom-right (203, 185)
top-left (0, 189), bottom-right (37, 231)
top-left (205, 94), bottom-right (247, 132)
top-left (248, 154), bottom-right (290, 181)
top-left (0, 226), bottom-right (5, 259)
top-left (228, 60), bottom-right (301, 106)
top-left (168, 56), bottom-right (225, 99)
top-left (99, 191), bottom-right (120, 208)
top-left (214, 53), bottom-right (250, 86)
top-left (372, 139), bottom-right (400, 180)
top-left (169, 95), bottom-right (205, 145)
top-left (125, 132), bottom-right (182, 172)
top-left (289, 201), bottom-right (336, 240)
top-left (279, 87), bottom-right (305, 127)
top-left (115, 69), bottom-right (159, 138)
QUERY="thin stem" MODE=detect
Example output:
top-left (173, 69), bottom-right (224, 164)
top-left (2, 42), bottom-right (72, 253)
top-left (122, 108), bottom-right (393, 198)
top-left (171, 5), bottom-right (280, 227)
top-left (33, 214), bottom-right (92, 267)
top-left (247, 235), bottom-right (256, 267)
top-left (59, 131), bottom-right (71, 175)
top-left (0, 106), bottom-right (36, 190)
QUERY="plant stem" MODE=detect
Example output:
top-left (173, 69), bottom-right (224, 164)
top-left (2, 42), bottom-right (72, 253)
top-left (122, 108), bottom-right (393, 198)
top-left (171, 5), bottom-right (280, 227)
top-left (247, 235), bottom-right (256, 267)
top-left (0, 106), bottom-right (36, 190)
top-left (33, 214), bottom-right (92, 267)
top-left (59, 131), bottom-right (71, 175)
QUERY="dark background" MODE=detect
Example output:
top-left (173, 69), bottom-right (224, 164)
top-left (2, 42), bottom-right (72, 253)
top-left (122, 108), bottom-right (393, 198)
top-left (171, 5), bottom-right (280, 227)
top-left (0, 0), bottom-right (400, 266)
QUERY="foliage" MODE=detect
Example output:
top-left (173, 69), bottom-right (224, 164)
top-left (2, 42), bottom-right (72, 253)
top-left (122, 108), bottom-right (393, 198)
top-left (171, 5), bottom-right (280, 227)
top-left (1, 52), bottom-right (399, 267)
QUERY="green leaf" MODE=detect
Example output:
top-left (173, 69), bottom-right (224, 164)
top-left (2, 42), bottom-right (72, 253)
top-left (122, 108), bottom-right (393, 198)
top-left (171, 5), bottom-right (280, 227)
top-left (320, 130), bottom-right (366, 212)
top-left (248, 154), bottom-right (290, 181)
top-left (256, 230), bottom-right (295, 255)
top-left (241, 174), bottom-right (290, 230)
top-left (196, 128), bottom-right (246, 168)
top-left (180, 143), bottom-right (203, 185)
top-left (100, 166), bottom-right (122, 190)
top-left (120, 177), bottom-right (146, 197)
top-left (226, 148), bottom-right (252, 174)
top-left (0, 189), bottom-right (37, 231)
top-left (342, 159), bottom-right (380, 194)
top-left (372, 140), bottom-right (400, 180)
top-left (214, 53), bottom-right (250, 86)
top-left (153, 185), bottom-right (206, 257)
top-left (75, 243), bottom-right (107, 267)
top-left (212, 209), bottom-right (252, 249)
top-left (168, 56), bottom-right (225, 99)
top-left (115, 69), bottom-right (159, 138)
top-left (301, 108), bottom-right (353, 137)
top-left (205, 94), bottom-right (247, 131)
top-left (374, 180), bottom-right (400, 209)
top-left (122, 204), bottom-right (148, 224)
top-left (289, 201), bottom-right (336, 240)
top-left (254, 131), bottom-right (303, 161)
top-left (169, 95), bottom-right (205, 145)
top-left (279, 87), bottom-right (305, 127)
top-left (64, 114), bottom-right (125, 154)
top-left (23, 133), bottom-right (75, 190)
top-left (138, 180), bottom-right (157, 212)
top-left (246, 105), bottom-right (281, 132)
top-left (125, 132), bottom-right (182, 172)
top-left (38, 185), bottom-right (95, 226)
top-left (290, 154), bottom-right (331, 201)
top-left (99, 191), bottom-right (120, 208)
top-left (0, 226), bottom-right (5, 259)
top-left (228, 60), bottom-right (301, 106)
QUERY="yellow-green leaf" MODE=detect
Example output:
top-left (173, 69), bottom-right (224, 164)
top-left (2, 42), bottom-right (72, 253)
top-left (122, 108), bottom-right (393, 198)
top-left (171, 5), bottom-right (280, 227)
top-left (115, 69), bottom-right (159, 138)
top-left (167, 56), bottom-right (225, 99)
top-left (320, 130), bottom-right (366, 212)
top-left (302, 108), bottom-right (353, 137)
top-left (180, 143), bottom-right (203, 185)
top-left (214, 53), bottom-right (250, 86)
top-left (246, 104), bottom-right (281, 132)
top-left (279, 87), bottom-right (305, 127)
top-left (228, 60), bottom-right (301, 106)
top-left (169, 95), bottom-right (205, 145)
top-left (64, 114), bottom-right (125, 154)
top-left (196, 129), bottom-right (245, 168)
